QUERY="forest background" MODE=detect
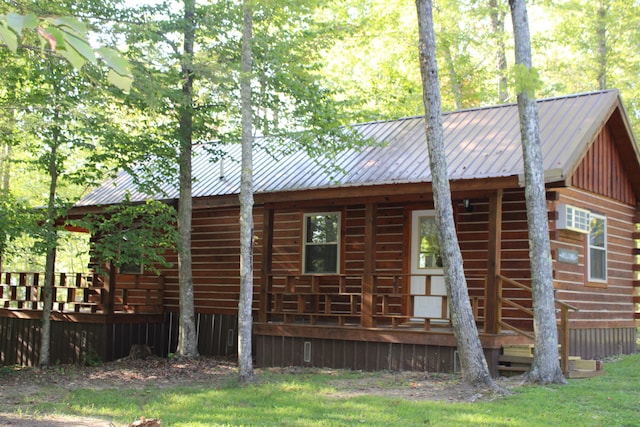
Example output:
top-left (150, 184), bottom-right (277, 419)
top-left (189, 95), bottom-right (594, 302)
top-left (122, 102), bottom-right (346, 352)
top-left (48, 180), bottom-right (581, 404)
top-left (0, 0), bottom-right (638, 272)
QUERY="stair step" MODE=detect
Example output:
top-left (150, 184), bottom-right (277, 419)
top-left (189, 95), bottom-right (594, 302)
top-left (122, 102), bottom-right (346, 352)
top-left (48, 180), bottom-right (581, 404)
top-left (498, 364), bottom-right (529, 372)
top-left (568, 369), bottom-right (605, 379)
top-left (499, 355), bottom-right (533, 364)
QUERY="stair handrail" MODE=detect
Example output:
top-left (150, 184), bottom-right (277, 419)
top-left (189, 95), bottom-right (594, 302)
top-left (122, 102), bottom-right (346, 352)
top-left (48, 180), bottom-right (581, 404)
top-left (497, 273), bottom-right (579, 374)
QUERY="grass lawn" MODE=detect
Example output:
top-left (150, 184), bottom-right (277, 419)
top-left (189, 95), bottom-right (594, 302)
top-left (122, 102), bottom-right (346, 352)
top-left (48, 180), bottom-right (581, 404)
top-left (1, 353), bottom-right (638, 426)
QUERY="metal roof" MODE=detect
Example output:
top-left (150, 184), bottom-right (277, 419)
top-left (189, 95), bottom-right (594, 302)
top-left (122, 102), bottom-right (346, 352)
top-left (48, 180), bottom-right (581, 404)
top-left (77, 90), bottom-right (628, 207)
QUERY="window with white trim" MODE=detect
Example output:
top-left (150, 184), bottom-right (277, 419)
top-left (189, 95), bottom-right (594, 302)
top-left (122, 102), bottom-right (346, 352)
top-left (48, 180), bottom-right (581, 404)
top-left (588, 213), bottom-right (607, 282)
top-left (303, 212), bottom-right (340, 274)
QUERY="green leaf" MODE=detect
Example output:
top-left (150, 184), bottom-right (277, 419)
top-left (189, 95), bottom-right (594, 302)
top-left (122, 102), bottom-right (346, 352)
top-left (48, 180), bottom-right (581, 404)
top-left (97, 47), bottom-right (131, 76)
top-left (61, 30), bottom-right (97, 64)
top-left (45, 27), bottom-right (67, 50)
top-left (510, 64), bottom-right (543, 97)
top-left (6, 13), bottom-right (38, 37)
top-left (58, 44), bottom-right (87, 69)
top-left (108, 69), bottom-right (133, 92)
top-left (46, 16), bottom-right (88, 37)
top-left (0, 24), bottom-right (18, 52)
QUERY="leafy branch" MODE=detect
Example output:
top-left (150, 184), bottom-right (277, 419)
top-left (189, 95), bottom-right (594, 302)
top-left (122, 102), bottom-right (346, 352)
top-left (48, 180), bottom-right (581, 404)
top-left (0, 12), bottom-right (133, 91)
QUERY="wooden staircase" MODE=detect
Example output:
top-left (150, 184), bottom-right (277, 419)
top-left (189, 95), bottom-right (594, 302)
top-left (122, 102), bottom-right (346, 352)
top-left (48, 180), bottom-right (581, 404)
top-left (498, 344), bottom-right (604, 379)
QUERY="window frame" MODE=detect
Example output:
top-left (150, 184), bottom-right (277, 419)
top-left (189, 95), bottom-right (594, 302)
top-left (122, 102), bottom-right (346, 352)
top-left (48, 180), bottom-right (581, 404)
top-left (302, 211), bottom-right (341, 275)
top-left (587, 212), bottom-right (607, 284)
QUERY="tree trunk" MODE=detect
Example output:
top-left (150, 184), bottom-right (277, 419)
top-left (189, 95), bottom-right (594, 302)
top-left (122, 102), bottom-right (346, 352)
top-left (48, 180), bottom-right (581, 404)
top-left (442, 41), bottom-right (462, 110)
top-left (415, 0), bottom-right (498, 390)
top-left (509, 0), bottom-right (566, 385)
top-left (175, 0), bottom-right (199, 359)
top-left (238, 0), bottom-right (255, 384)
top-left (38, 127), bottom-right (59, 368)
top-left (488, 0), bottom-right (509, 103)
top-left (596, 0), bottom-right (608, 90)
top-left (1, 143), bottom-right (10, 192)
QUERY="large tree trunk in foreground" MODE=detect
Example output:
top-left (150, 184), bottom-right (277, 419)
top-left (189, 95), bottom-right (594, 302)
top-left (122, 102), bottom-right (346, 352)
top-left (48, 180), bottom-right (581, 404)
top-left (175, 0), bottom-right (199, 359)
top-left (509, 0), bottom-right (565, 385)
top-left (415, 0), bottom-right (497, 389)
top-left (238, 0), bottom-right (255, 384)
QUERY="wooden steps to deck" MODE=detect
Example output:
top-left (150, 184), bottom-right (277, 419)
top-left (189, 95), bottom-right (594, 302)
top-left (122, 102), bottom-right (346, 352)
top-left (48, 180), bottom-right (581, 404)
top-left (498, 344), bottom-right (604, 379)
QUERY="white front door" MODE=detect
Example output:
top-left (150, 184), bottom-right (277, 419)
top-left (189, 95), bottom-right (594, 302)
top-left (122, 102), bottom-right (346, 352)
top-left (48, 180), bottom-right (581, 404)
top-left (410, 210), bottom-right (447, 320)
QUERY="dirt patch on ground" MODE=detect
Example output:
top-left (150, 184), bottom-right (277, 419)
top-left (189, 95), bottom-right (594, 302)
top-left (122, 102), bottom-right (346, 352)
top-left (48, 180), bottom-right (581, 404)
top-left (0, 356), bottom-right (523, 426)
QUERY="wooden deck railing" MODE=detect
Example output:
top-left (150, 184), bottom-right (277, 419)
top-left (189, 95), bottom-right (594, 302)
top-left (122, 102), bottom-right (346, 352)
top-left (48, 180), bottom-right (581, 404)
top-left (497, 273), bottom-right (579, 374)
top-left (263, 273), bottom-right (484, 330)
top-left (0, 272), bottom-right (105, 313)
top-left (0, 271), bottom-right (164, 315)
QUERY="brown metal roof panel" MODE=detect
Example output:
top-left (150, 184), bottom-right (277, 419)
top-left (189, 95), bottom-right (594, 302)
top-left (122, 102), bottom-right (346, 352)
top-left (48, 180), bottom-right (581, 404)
top-left (77, 90), bottom-right (624, 207)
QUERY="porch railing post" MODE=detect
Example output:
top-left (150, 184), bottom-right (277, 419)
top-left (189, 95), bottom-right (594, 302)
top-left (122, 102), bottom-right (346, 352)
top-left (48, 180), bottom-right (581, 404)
top-left (559, 305), bottom-right (570, 375)
top-left (485, 190), bottom-right (503, 334)
top-left (361, 203), bottom-right (376, 328)
top-left (259, 207), bottom-right (274, 323)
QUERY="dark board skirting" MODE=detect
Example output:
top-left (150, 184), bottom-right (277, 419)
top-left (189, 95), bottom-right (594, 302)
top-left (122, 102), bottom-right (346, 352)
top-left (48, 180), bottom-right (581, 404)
top-left (570, 327), bottom-right (637, 360)
top-left (163, 312), bottom-right (238, 357)
top-left (254, 334), bottom-right (501, 376)
top-left (0, 312), bottom-right (239, 366)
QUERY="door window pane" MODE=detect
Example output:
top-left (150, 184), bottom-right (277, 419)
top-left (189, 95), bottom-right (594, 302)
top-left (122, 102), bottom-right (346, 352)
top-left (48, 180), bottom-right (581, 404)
top-left (418, 216), bottom-right (441, 269)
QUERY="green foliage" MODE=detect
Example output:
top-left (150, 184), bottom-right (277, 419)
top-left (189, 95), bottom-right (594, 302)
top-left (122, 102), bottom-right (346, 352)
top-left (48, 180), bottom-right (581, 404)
top-left (75, 197), bottom-right (178, 275)
top-left (0, 10), bottom-right (132, 91)
top-left (0, 193), bottom-right (36, 256)
top-left (510, 63), bottom-right (543, 97)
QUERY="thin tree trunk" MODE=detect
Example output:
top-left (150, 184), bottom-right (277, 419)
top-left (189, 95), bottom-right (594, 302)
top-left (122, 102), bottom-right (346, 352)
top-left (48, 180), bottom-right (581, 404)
top-left (509, 0), bottom-right (565, 385)
top-left (416, 0), bottom-right (499, 390)
top-left (39, 125), bottom-right (59, 368)
top-left (238, 0), bottom-right (255, 383)
top-left (442, 42), bottom-right (462, 110)
top-left (175, 0), bottom-right (199, 358)
top-left (488, 0), bottom-right (508, 103)
top-left (596, 0), bottom-right (608, 90)
top-left (1, 143), bottom-right (10, 192)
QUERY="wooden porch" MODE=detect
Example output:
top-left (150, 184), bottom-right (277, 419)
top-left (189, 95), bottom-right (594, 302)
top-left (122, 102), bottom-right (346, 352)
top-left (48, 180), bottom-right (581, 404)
top-left (0, 271), bottom-right (164, 320)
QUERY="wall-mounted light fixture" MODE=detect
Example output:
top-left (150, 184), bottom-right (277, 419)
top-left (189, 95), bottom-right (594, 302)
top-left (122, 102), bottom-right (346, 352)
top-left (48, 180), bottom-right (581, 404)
top-left (463, 199), bottom-right (473, 212)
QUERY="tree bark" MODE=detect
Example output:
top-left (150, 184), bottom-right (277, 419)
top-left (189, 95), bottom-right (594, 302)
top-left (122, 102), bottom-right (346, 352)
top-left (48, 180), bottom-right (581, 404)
top-left (38, 122), bottom-right (60, 368)
top-left (238, 0), bottom-right (255, 384)
top-left (596, 0), bottom-right (608, 90)
top-left (415, 0), bottom-right (498, 390)
top-left (175, 0), bottom-right (199, 359)
top-left (509, 0), bottom-right (566, 385)
top-left (488, 0), bottom-right (509, 103)
top-left (442, 41), bottom-right (462, 110)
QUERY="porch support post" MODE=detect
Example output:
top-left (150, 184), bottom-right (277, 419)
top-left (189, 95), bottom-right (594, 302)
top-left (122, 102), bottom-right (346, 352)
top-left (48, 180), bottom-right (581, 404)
top-left (105, 261), bottom-right (116, 316)
top-left (485, 189), bottom-right (503, 334)
top-left (259, 207), bottom-right (274, 323)
top-left (361, 202), bottom-right (376, 328)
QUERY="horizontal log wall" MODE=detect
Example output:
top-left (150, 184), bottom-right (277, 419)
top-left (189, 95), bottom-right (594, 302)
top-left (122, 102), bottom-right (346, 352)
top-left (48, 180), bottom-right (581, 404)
top-left (160, 207), bottom-right (263, 315)
top-left (551, 188), bottom-right (636, 330)
top-left (457, 198), bottom-right (491, 322)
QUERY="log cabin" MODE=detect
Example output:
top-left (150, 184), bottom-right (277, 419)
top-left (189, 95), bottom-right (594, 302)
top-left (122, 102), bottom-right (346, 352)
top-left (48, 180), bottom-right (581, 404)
top-left (2, 89), bottom-right (638, 375)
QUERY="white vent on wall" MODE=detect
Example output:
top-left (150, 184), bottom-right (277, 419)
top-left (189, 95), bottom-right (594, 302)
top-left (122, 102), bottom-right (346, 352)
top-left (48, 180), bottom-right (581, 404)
top-left (557, 204), bottom-right (591, 233)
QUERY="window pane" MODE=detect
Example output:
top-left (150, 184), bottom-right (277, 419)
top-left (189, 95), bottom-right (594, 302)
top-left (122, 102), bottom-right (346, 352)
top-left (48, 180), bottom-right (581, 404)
top-left (589, 217), bottom-right (605, 248)
top-left (306, 214), bottom-right (338, 244)
top-left (305, 244), bottom-right (338, 273)
top-left (590, 248), bottom-right (606, 280)
top-left (418, 216), bottom-right (440, 269)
